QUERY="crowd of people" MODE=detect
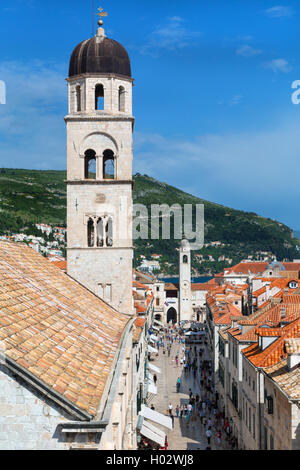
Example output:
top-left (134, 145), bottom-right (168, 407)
top-left (152, 323), bottom-right (238, 450)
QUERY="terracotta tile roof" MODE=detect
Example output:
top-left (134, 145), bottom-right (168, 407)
top-left (225, 262), bottom-right (268, 275)
top-left (282, 294), bottom-right (300, 304)
top-left (135, 305), bottom-right (146, 314)
top-left (164, 283), bottom-right (178, 291)
top-left (263, 360), bottom-right (300, 400)
top-left (191, 282), bottom-right (216, 291)
top-left (252, 286), bottom-right (266, 297)
top-left (132, 318), bottom-right (145, 343)
top-left (134, 317), bottom-right (146, 328)
top-left (51, 260), bottom-right (67, 272)
top-left (243, 317), bottom-right (300, 368)
top-left (0, 241), bottom-right (129, 417)
top-left (284, 338), bottom-right (300, 354)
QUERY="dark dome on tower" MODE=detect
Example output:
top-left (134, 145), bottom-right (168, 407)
top-left (69, 36), bottom-right (132, 78)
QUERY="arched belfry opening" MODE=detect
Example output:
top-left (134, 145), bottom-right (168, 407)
top-left (106, 217), bottom-right (113, 247)
top-left (183, 255), bottom-right (188, 264)
top-left (95, 84), bottom-right (104, 110)
top-left (87, 218), bottom-right (95, 247)
top-left (84, 149), bottom-right (96, 179)
top-left (118, 86), bottom-right (125, 112)
top-left (76, 85), bottom-right (81, 112)
top-left (103, 149), bottom-right (115, 179)
top-left (96, 218), bottom-right (104, 247)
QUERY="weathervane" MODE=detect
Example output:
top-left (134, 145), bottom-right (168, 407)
top-left (97, 6), bottom-right (108, 27)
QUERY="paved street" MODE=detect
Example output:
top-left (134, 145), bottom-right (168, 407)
top-left (149, 334), bottom-right (229, 450)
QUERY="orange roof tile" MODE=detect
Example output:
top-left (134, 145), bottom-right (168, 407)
top-left (0, 241), bottom-right (129, 417)
top-left (243, 317), bottom-right (300, 368)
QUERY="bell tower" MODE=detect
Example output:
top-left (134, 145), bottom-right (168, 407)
top-left (179, 238), bottom-right (191, 322)
top-left (65, 12), bottom-right (134, 314)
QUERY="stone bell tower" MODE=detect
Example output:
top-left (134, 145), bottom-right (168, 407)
top-left (65, 13), bottom-right (134, 314)
top-left (179, 238), bottom-right (191, 322)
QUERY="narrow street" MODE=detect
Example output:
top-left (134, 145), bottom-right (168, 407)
top-left (149, 333), bottom-right (230, 450)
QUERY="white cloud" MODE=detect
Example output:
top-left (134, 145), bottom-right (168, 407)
top-left (236, 45), bottom-right (262, 58)
top-left (139, 17), bottom-right (201, 56)
top-left (265, 6), bottom-right (293, 18)
top-left (264, 58), bottom-right (292, 73)
top-left (133, 119), bottom-right (300, 227)
top-left (0, 60), bottom-right (67, 169)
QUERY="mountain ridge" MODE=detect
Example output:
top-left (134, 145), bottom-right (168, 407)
top-left (0, 168), bottom-right (298, 275)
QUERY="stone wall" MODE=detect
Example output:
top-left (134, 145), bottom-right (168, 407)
top-left (0, 365), bottom-right (71, 450)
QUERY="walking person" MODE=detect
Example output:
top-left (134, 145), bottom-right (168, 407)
top-left (168, 403), bottom-right (173, 416)
top-left (217, 430), bottom-right (222, 447)
top-left (153, 374), bottom-right (157, 386)
top-left (206, 427), bottom-right (212, 446)
top-left (176, 405), bottom-right (180, 418)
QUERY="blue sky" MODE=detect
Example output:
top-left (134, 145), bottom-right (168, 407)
top-left (0, 0), bottom-right (300, 229)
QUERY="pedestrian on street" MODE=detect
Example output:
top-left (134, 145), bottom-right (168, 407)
top-left (176, 405), bottom-right (180, 418)
top-left (217, 430), bottom-right (222, 446)
top-left (153, 374), bottom-right (157, 386)
top-left (206, 427), bottom-right (212, 445)
top-left (168, 403), bottom-right (173, 416)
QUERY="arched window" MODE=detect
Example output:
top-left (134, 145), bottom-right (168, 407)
top-left (183, 255), bottom-right (188, 264)
top-left (96, 217), bottom-right (104, 247)
top-left (76, 85), bottom-right (81, 112)
top-left (103, 149), bottom-right (115, 179)
top-left (118, 86), bottom-right (125, 112)
top-left (95, 84), bottom-right (104, 110)
top-left (106, 217), bottom-right (113, 247)
top-left (84, 149), bottom-right (96, 179)
top-left (87, 218), bottom-right (95, 247)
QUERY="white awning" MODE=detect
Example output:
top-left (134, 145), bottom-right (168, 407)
top-left (143, 419), bottom-right (165, 439)
top-left (148, 363), bottom-right (161, 374)
top-left (148, 345), bottom-right (158, 354)
top-left (185, 330), bottom-right (206, 336)
top-left (148, 337), bottom-right (155, 344)
top-left (140, 421), bottom-right (165, 447)
top-left (154, 319), bottom-right (164, 327)
top-left (150, 334), bottom-right (159, 341)
top-left (147, 382), bottom-right (157, 395)
top-left (148, 372), bottom-right (154, 382)
top-left (152, 326), bottom-right (160, 331)
top-left (140, 405), bottom-right (173, 430)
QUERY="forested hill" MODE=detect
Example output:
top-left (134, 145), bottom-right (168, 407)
top-left (0, 168), bottom-right (298, 274)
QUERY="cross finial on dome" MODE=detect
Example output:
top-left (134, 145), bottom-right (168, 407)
top-left (96, 6), bottom-right (108, 39)
top-left (97, 6), bottom-right (107, 27)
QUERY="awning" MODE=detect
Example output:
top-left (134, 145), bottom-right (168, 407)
top-left (185, 330), bottom-right (206, 336)
top-left (140, 405), bottom-right (172, 430)
top-left (148, 363), bottom-right (161, 374)
top-left (152, 326), bottom-right (160, 331)
top-left (147, 382), bottom-right (157, 395)
top-left (148, 372), bottom-right (154, 382)
top-left (150, 334), bottom-right (159, 341)
top-left (154, 320), bottom-right (164, 327)
top-left (148, 345), bottom-right (158, 354)
top-left (148, 337), bottom-right (155, 344)
top-left (140, 420), bottom-right (165, 447)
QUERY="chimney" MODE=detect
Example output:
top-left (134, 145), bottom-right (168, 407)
top-left (280, 307), bottom-right (286, 319)
top-left (285, 339), bottom-right (300, 370)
